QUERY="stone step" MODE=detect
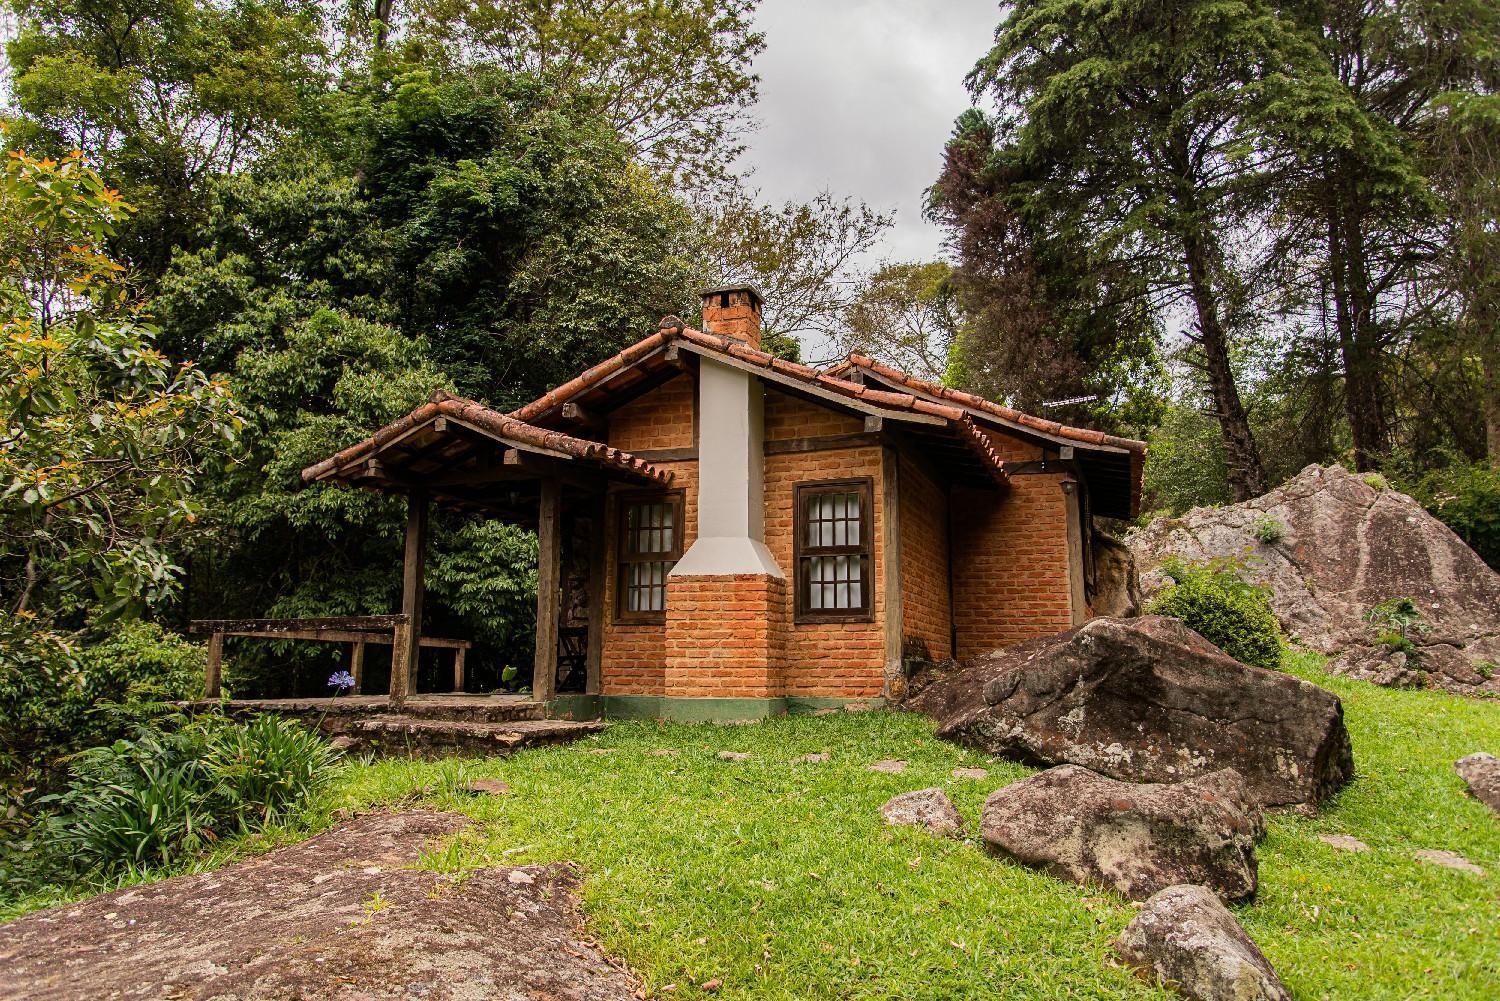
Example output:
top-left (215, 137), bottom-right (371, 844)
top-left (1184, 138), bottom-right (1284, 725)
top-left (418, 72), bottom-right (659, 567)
top-left (394, 699), bottom-right (545, 724)
top-left (346, 716), bottom-right (605, 758)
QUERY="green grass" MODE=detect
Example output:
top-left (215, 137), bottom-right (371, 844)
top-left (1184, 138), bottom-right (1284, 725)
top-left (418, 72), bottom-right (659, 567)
top-left (6, 651), bottom-right (1499, 998)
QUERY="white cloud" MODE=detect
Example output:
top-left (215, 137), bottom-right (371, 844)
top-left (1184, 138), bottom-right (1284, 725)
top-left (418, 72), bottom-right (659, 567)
top-left (735, 0), bottom-right (999, 264)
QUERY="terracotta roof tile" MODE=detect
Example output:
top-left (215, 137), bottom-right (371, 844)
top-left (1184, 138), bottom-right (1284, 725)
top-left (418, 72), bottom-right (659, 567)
top-left (302, 394), bottom-right (672, 487)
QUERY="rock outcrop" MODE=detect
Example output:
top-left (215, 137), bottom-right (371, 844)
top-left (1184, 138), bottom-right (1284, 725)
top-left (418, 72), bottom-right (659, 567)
top-left (0, 811), bottom-right (639, 1001)
top-left (879, 788), bottom-right (964, 837)
top-left (1130, 464), bottom-right (1500, 696)
top-left (1114, 884), bottom-right (1291, 1001)
top-left (909, 616), bottom-right (1353, 810)
top-left (980, 765), bottom-right (1264, 902)
top-left (1455, 752), bottom-right (1500, 816)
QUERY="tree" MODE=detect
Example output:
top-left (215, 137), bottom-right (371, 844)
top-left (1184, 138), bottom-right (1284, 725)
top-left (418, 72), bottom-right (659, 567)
top-left (696, 187), bottom-right (892, 362)
top-left (0, 148), bottom-right (240, 620)
top-left (4, 0), bottom-right (329, 281)
top-left (834, 262), bottom-right (961, 383)
top-left (391, 0), bottom-right (763, 187)
top-left (958, 0), bottom-right (1347, 500)
top-left (1426, 92), bottom-right (1500, 466)
top-left (1266, 0), bottom-right (1498, 473)
top-left (929, 109), bottom-right (1161, 424)
top-left (153, 61), bottom-right (698, 679)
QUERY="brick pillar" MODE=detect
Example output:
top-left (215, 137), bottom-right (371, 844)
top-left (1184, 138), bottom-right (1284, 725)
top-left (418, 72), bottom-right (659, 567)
top-left (665, 574), bottom-right (786, 699)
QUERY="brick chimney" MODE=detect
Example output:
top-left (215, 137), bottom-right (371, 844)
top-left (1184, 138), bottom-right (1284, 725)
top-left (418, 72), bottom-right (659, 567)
top-left (700, 284), bottom-right (764, 349)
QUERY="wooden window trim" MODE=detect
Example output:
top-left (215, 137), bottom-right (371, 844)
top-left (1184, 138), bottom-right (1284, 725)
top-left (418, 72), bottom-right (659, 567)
top-left (613, 489), bottom-right (684, 624)
top-left (794, 477), bottom-right (875, 624)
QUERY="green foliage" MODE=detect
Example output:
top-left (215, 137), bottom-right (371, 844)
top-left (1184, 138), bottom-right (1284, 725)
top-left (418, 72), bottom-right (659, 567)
top-left (8, 713), bottom-right (336, 891)
top-left (403, 0), bottom-right (763, 188)
top-left (1, 148), bottom-right (242, 621)
top-left (1364, 597), bottom-right (1430, 648)
top-left (1361, 472), bottom-right (1390, 491)
top-left (4, 0), bottom-right (330, 279)
top-left (836, 261), bottom-right (959, 383)
top-left (1142, 402), bottom-right (1234, 516)
top-left (1147, 558), bottom-right (1284, 669)
top-left (1251, 513), bottom-right (1287, 545)
top-left (1404, 459), bottom-right (1500, 571)
top-left (0, 618), bottom-right (205, 816)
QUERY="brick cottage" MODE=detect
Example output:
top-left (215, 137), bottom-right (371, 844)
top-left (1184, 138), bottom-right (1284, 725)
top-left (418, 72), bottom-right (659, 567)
top-left (300, 285), bottom-right (1146, 721)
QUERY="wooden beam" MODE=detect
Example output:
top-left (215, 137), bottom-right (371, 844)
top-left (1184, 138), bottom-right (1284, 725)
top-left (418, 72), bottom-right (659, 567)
top-left (764, 431), bottom-right (881, 456)
top-left (1062, 479), bottom-right (1088, 626)
top-left (632, 446), bottom-right (698, 462)
top-left (205, 630), bottom-right (224, 699)
top-left (217, 628), bottom-right (468, 648)
top-left (191, 615), bottom-right (407, 634)
top-left (881, 447), bottom-right (904, 698)
top-left (392, 492), bottom-right (429, 705)
top-left (453, 646), bottom-right (466, 693)
top-left (532, 477), bottom-right (562, 704)
top-left (864, 415), bottom-right (884, 433)
top-left (584, 493), bottom-right (607, 696)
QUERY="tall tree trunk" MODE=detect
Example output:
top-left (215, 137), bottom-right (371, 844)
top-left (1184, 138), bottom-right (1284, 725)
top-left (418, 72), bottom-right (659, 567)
top-left (373, 0), bottom-right (394, 50)
top-left (1180, 226), bottom-right (1269, 501)
top-left (1483, 318), bottom-right (1500, 469)
top-left (1328, 178), bottom-right (1388, 471)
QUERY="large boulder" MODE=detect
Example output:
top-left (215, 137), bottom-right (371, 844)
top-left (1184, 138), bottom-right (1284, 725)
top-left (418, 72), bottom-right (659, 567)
top-left (1130, 463), bottom-right (1500, 696)
top-left (908, 616), bottom-right (1353, 810)
top-left (1114, 884), bottom-right (1291, 1001)
top-left (981, 766), bottom-right (1263, 902)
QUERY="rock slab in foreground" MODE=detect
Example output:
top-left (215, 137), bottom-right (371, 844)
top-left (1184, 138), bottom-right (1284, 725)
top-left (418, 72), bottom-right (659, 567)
top-left (1114, 884), bottom-right (1291, 1001)
top-left (880, 788), bottom-right (964, 837)
top-left (0, 811), bottom-right (638, 1001)
top-left (1455, 753), bottom-right (1500, 816)
top-left (981, 765), bottom-right (1263, 902)
top-left (911, 616), bottom-right (1353, 810)
top-left (1129, 463), bottom-right (1500, 697)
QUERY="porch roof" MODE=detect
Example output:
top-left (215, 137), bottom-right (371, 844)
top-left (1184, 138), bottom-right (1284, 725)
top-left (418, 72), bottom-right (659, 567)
top-left (300, 390), bottom-right (670, 515)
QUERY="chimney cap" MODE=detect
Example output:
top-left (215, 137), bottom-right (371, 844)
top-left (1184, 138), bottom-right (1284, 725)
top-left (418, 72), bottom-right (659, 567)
top-left (699, 283), bottom-right (765, 309)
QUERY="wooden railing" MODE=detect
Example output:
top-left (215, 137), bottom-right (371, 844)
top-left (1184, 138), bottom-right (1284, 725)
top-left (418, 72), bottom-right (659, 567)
top-left (189, 616), bottom-right (472, 703)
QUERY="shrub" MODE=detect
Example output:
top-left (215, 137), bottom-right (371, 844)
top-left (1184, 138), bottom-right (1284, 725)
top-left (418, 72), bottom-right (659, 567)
top-left (9, 713), bottom-right (337, 891)
top-left (1361, 471), bottom-right (1389, 491)
top-left (203, 715), bottom-right (339, 825)
top-left (1147, 558), bottom-right (1284, 669)
top-left (1250, 513), bottom-right (1286, 544)
top-left (1404, 459), bottom-right (1500, 572)
top-left (1365, 597), bottom-right (1430, 660)
top-left (0, 618), bottom-right (206, 804)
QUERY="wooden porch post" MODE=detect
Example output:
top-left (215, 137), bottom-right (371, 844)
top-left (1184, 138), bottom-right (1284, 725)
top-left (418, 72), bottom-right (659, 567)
top-left (205, 629), bottom-right (225, 699)
top-left (584, 493), bottom-right (607, 696)
top-left (350, 640), bottom-right (366, 694)
top-left (391, 491), bottom-right (428, 706)
top-left (532, 477), bottom-right (562, 705)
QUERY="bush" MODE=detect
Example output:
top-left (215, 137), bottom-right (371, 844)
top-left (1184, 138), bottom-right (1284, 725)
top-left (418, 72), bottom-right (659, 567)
top-left (1147, 558), bottom-right (1284, 669)
top-left (1250, 513), bottom-right (1286, 544)
top-left (1404, 459), bottom-right (1500, 572)
top-left (7, 713), bottom-right (337, 892)
top-left (0, 619), bottom-right (206, 816)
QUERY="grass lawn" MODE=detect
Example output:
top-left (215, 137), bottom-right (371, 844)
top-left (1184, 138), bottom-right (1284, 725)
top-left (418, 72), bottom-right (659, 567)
top-left (7, 652), bottom-right (1499, 998)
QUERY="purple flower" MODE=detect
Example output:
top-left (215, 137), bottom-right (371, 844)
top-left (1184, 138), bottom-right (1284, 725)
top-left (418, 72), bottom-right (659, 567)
top-left (328, 670), bottom-right (357, 693)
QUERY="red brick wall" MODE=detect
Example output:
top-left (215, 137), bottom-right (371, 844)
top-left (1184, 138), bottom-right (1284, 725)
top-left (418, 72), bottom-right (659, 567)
top-left (765, 389), bottom-right (863, 440)
top-left (950, 469), bottom-right (1076, 659)
top-left (664, 574), bottom-right (786, 697)
top-left (609, 374), bottom-right (694, 451)
top-left (763, 443), bottom-right (888, 699)
top-left (897, 454), bottom-right (952, 661)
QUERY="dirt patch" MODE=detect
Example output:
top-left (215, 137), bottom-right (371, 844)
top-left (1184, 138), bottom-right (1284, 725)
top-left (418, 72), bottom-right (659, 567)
top-left (0, 810), bottom-right (638, 1001)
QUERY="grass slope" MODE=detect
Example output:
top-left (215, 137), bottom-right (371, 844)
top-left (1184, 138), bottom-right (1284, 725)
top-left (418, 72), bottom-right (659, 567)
top-left (7, 653), bottom-right (1499, 998)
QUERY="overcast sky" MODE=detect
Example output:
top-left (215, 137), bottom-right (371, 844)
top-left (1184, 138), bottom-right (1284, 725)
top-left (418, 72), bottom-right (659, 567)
top-left (735, 0), bottom-right (1000, 265)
